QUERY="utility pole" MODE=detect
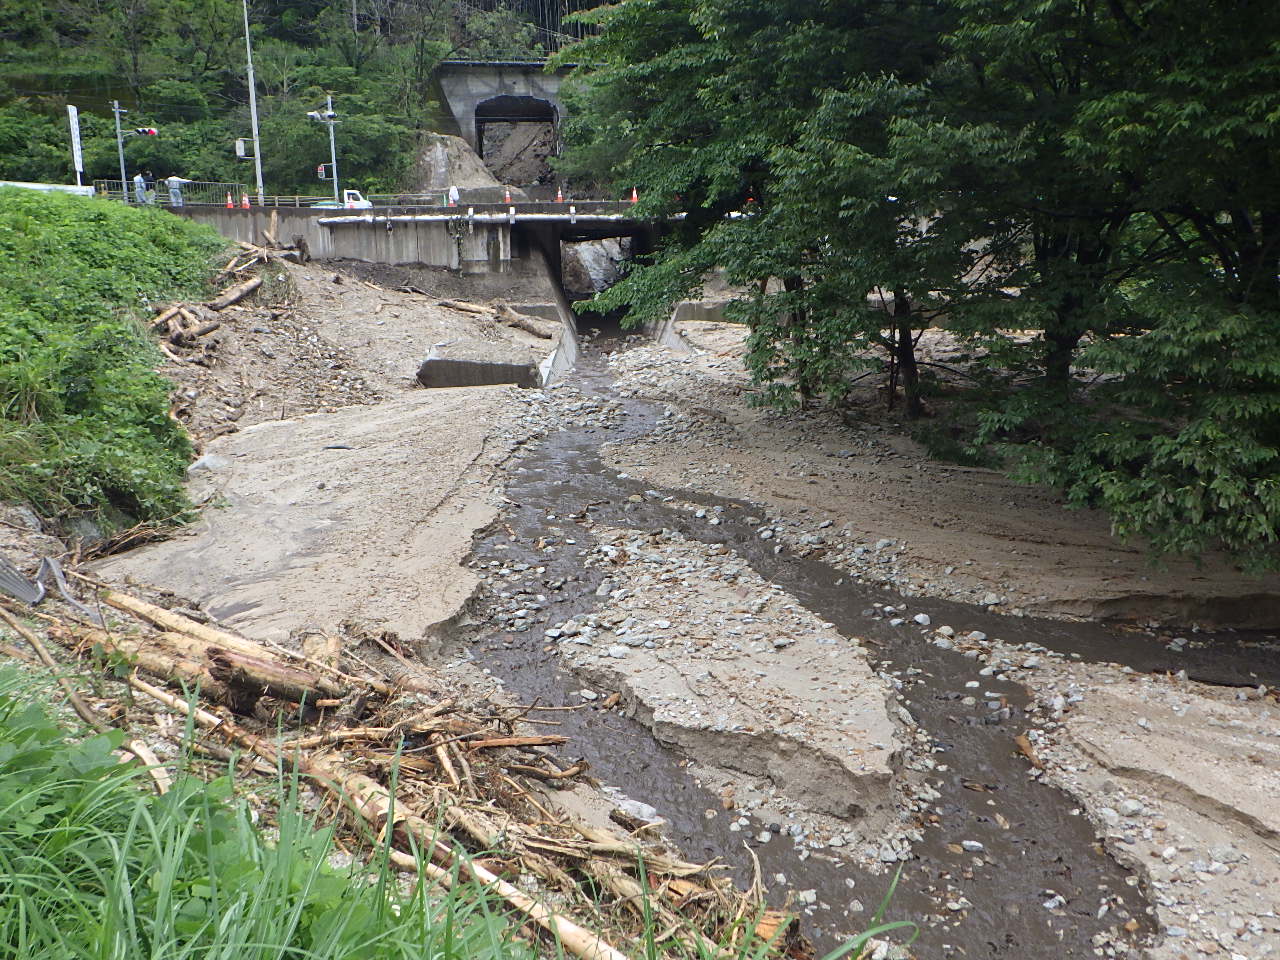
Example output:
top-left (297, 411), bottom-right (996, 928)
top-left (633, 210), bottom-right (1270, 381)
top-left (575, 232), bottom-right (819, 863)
top-left (111, 100), bottom-right (128, 201)
top-left (241, 0), bottom-right (265, 203)
top-left (308, 96), bottom-right (339, 203)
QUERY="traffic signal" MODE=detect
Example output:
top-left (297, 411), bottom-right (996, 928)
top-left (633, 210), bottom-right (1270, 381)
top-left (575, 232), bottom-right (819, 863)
top-left (134, 127), bottom-right (158, 136)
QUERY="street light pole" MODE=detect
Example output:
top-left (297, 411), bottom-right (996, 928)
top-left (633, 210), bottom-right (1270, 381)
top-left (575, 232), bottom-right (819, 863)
top-left (111, 100), bottom-right (128, 201)
top-left (325, 94), bottom-right (339, 203)
top-left (241, 0), bottom-right (265, 203)
top-left (308, 96), bottom-right (340, 203)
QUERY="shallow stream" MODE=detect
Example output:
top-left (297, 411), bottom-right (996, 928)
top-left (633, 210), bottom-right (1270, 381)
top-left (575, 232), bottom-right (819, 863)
top-left (454, 342), bottom-right (1279, 958)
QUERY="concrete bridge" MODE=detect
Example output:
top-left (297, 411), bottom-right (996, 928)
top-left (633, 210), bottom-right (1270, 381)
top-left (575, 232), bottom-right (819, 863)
top-left (176, 201), bottom-right (650, 270)
top-left (174, 202), bottom-right (656, 328)
top-left (435, 60), bottom-right (571, 155)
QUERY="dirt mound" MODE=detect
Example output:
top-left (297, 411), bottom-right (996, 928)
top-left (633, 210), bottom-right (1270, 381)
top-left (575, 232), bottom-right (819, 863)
top-left (411, 132), bottom-right (501, 192)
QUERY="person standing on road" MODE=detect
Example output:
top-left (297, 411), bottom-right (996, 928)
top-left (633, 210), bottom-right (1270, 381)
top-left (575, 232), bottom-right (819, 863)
top-left (165, 174), bottom-right (190, 207)
top-left (132, 171), bottom-right (146, 204)
top-left (143, 169), bottom-right (156, 203)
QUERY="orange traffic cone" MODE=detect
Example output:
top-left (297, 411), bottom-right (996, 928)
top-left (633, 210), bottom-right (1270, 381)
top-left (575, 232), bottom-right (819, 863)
top-left (629, 186), bottom-right (639, 204)
top-left (240, 193), bottom-right (251, 209)
top-left (225, 192), bottom-right (233, 208)
top-left (556, 185), bottom-right (564, 202)
top-left (503, 186), bottom-right (512, 203)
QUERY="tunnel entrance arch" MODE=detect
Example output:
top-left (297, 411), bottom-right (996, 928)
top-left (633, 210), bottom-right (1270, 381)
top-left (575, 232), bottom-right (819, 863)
top-left (474, 94), bottom-right (558, 157)
top-left (474, 93), bottom-right (559, 186)
top-left (435, 60), bottom-right (571, 156)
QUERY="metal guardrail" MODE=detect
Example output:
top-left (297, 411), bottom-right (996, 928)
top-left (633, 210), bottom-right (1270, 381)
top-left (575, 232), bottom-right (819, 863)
top-left (89, 182), bottom-right (634, 212)
top-left (94, 179), bottom-right (247, 206)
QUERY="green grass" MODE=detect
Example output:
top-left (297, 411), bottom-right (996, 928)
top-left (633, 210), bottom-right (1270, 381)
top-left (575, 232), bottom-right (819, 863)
top-left (0, 669), bottom-right (539, 960)
top-left (0, 187), bottom-right (226, 531)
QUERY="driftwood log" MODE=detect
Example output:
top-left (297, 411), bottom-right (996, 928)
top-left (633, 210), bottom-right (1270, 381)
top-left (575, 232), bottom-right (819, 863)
top-left (207, 275), bottom-right (262, 311)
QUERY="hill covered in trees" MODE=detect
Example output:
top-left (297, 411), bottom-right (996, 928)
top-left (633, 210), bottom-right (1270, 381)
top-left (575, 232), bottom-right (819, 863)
top-left (0, 0), bottom-right (592, 193)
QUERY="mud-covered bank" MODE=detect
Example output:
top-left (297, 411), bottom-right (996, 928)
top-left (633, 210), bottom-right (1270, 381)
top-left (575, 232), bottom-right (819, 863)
top-left (455, 347), bottom-right (1163, 958)
top-left (603, 324), bottom-right (1280, 630)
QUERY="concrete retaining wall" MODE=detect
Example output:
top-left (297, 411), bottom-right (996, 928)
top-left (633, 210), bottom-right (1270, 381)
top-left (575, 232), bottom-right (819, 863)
top-left (175, 207), bottom-right (518, 271)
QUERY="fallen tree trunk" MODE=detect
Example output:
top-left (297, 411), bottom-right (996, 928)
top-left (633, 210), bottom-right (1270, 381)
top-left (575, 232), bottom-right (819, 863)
top-left (207, 275), bottom-right (262, 311)
top-left (205, 647), bottom-right (336, 705)
top-left (52, 624), bottom-right (338, 711)
top-left (57, 625), bottom-right (231, 702)
top-left (102, 592), bottom-right (283, 659)
top-left (95, 593), bottom-right (346, 701)
top-left (437, 298), bottom-right (491, 315)
top-left (496, 305), bottom-right (558, 339)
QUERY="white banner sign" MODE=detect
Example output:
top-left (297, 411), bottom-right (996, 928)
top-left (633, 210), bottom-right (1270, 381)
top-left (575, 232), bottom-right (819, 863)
top-left (66, 104), bottom-right (83, 173)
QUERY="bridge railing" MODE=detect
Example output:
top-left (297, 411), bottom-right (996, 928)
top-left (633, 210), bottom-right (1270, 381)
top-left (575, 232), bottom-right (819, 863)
top-left (94, 179), bottom-right (247, 205)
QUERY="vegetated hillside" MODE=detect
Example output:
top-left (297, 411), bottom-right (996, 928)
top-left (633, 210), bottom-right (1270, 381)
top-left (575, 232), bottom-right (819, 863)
top-left (0, 1), bottom-right (594, 195)
top-left (0, 188), bottom-right (224, 532)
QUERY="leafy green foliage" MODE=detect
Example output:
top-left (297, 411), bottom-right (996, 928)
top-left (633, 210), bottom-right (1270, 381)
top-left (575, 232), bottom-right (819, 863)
top-left (990, 278), bottom-right (1280, 567)
top-left (561, 0), bottom-right (1280, 567)
top-left (0, 668), bottom-right (538, 960)
top-left (0, 0), bottom-right (558, 195)
top-left (0, 188), bottom-right (224, 528)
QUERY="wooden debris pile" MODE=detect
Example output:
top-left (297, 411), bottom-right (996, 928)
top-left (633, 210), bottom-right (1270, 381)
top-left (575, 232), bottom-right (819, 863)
top-left (4, 583), bottom-right (808, 960)
top-left (150, 238), bottom-right (305, 361)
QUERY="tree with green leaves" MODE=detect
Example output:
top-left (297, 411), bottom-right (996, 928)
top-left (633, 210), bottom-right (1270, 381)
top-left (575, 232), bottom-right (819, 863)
top-left (559, 0), bottom-right (1280, 567)
top-left (557, 0), bottom-right (969, 414)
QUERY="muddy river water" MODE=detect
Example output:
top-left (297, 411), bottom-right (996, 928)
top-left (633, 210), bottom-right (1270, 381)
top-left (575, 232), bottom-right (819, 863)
top-left (454, 342), bottom-right (1280, 959)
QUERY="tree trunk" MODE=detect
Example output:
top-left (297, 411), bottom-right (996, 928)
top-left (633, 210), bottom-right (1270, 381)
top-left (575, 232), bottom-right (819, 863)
top-left (782, 275), bottom-right (813, 405)
top-left (1044, 324), bottom-right (1082, 388)
top-left (894, 288), bottom-right (923, 418)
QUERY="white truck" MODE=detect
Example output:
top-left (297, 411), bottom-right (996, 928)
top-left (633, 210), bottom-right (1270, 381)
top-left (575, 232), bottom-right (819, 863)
top-left (313, 189), bottom-right (372, 209)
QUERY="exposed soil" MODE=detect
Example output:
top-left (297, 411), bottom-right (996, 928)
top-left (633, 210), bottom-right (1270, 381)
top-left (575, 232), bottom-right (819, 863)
top-left (95, 261), bottom-right (558, 645)
top-left (411, 132), bottom-right (504, 193)
top-left (602, 321), bottom-right (1280, 629)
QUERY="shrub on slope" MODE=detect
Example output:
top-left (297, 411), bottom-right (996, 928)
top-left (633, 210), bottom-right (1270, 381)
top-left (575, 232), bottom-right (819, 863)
top-left (0, 188), bottom-right (224, 529)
